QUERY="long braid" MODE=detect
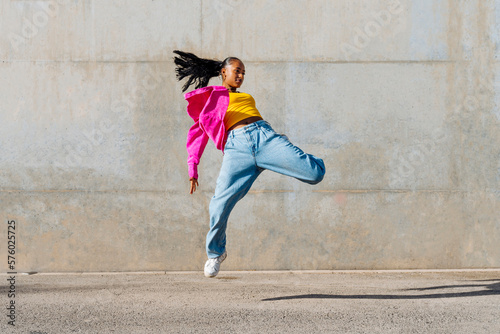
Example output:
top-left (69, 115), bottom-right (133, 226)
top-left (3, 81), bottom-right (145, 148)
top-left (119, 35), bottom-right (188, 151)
top-left (173, 50), bottom-right (241, 92)
top-left (173, 50), bottom-right (223, 92)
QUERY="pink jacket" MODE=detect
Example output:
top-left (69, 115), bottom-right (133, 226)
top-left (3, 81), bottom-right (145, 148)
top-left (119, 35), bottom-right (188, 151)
top-left (184, 86), bottom-right (230, 179)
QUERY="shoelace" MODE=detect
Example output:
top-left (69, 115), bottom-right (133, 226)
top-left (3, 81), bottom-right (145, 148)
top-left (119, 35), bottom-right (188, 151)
top-left (207, 258), bottom-right (220, 266)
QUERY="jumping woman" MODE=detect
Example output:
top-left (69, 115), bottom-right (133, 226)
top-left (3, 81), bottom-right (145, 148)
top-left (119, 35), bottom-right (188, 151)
top-left (173, 50), bottom-right (326, 277)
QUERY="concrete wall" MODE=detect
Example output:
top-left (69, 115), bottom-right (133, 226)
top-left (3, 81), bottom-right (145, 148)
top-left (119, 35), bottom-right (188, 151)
top-left (0, 0), bottom-right (499, 272)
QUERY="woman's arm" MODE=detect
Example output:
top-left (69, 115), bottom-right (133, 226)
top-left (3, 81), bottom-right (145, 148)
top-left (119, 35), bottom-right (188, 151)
top-left (186, 120), bottom-right (209, 194)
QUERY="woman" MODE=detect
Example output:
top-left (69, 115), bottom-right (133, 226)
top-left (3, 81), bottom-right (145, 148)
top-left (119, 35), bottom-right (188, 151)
top-left (174, 50), bottom-right (325, 277)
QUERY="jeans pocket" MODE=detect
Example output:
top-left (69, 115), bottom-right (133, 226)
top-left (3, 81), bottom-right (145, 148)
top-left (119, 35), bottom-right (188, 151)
top-left (260, 126), bottom-right (274, 140)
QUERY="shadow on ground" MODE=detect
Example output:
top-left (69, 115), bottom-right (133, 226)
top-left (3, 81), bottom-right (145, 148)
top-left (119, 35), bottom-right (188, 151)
top-left (262, 280), bottom-right (500, 301)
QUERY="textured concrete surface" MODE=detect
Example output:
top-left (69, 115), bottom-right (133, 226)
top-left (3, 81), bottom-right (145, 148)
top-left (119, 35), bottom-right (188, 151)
top-left (0, 0), bottom-right (499, 272)
top-left (0, 270), bottom-right (499, 333)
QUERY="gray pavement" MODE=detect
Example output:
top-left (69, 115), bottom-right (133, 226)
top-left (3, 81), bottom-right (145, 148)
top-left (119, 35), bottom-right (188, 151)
top-left (1, 270), bottom-right (499, 333)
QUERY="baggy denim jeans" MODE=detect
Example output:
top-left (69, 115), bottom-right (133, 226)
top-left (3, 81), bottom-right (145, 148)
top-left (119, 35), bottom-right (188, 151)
top-left (206, 120), bottom-right (326, 258)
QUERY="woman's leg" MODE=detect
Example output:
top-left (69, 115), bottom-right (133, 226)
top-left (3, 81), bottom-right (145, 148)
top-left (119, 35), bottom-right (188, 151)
top-left (255, 123), bottom-right (325, 184)
top-left (206, 132), bottom-right (262, 258)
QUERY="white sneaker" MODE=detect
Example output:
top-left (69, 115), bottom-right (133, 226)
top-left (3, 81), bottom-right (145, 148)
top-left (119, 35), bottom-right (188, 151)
top-left (204, 252), bottom-right (227, 278)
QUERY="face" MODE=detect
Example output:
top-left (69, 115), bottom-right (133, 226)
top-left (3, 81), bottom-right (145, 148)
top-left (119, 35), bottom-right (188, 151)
top-left (221, 59), bottom-right (245, 90)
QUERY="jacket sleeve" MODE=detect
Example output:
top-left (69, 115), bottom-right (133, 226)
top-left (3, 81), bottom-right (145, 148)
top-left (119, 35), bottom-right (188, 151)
top-left (186, 119), bottom-right (209, 180)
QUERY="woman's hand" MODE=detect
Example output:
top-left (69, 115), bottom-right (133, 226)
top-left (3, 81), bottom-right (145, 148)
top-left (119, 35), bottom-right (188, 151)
top-left (189, 178), bottom-right (199, 194)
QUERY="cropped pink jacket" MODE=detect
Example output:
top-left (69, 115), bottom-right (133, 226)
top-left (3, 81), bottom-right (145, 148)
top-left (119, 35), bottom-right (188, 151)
top-left (184, 86), bottom-right (230, 179)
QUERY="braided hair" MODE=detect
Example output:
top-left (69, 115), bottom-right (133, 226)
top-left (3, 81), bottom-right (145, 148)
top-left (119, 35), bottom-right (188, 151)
top-left (173, 50), bottom-right (240, 92)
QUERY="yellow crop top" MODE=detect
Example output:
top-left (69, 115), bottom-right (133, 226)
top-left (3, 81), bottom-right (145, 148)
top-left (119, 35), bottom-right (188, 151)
top-left (224, 92), bottom-right (262, 130)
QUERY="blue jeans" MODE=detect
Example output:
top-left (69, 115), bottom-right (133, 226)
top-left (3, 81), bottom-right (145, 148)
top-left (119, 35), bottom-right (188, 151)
top-left (206, 120), bottom-right (325, 258)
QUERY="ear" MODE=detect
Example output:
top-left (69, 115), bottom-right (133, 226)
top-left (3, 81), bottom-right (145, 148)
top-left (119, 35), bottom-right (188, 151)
top-left (221, 67), bottom-right (226, 79)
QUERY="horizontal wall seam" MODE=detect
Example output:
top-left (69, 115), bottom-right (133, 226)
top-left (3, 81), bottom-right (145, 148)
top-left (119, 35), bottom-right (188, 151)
top-left (0, 59), bottom-right (477, 64)
top-left (0, 189), bottom-right (489, 194)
